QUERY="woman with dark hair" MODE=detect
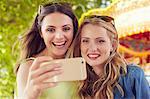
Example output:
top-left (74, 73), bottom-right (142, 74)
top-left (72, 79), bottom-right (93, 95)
top-left (16, 2), bottom-right (78, 99)
top-left (73, 15), bottom-right (150, 99)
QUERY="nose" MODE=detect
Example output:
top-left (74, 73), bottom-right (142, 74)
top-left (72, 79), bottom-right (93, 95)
top-left (55, 31), bottom-right (64, 40)
top-left (89, 42), bottom-right (98, 52)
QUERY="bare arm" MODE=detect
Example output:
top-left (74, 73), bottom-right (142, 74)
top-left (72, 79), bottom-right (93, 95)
top-left (17, 56), bottom-right (63, 99)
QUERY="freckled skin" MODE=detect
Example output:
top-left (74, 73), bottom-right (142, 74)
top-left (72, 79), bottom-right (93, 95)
top-left (80, 24), bottom-right (113, 72)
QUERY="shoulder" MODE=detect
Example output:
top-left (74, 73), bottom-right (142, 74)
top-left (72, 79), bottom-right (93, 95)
top-left (125, 65), bottom-right (150, 98)
top-left (17, 59), bottom-right (34, 86)
top-left (126, 64), bottom-right (145, 78)
top-left (120, 63), bottom-right (148, 86)
top-left (117, 64), bottom-right (150, 98)
top-left (119, 64), bottom-right (146, 85)
top-left (16, 59), bottom-right (34, 97)
top-left (17, 59), bottom-right (33, 74)
top-left (17, 58), bottom-right (34, 77)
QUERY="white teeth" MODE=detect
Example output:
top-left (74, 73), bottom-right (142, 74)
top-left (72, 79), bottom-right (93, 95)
top-left (54, 42), bottom-right (65, 46)
top-left (52, 41), bottom-right (66, 48)
top-left (88, 54), bottom-right (99, 58)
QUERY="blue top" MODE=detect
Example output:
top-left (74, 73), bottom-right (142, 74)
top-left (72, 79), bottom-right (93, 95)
top-left (114, 64), bottom-right (150, 99)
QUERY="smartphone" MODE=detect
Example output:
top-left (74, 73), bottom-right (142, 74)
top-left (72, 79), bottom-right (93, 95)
top-left (45, 57), bottom-right (87, 82)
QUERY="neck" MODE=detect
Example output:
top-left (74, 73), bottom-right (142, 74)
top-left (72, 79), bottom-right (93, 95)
top-left (44, 48), bottom-right (65, 59)
top-left (92, 65), bottom-right (104, 75)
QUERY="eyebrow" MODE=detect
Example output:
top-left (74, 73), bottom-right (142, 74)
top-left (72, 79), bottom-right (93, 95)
top-left (62, 24), bottom-right (73, 27)
top-left (45, 24), bottom-right (72, 28)
top-left (81, 37), bottom-right (104, 39)
top-left (46, 25), bottom-right (55, 28)
top-left (81, 37), bottom-right (89, 39)
top-left (96, 37), bottom-right (104, 39)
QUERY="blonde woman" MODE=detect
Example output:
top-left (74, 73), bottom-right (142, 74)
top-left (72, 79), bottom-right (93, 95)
top-left (74, 15), bottom-right (150, 99)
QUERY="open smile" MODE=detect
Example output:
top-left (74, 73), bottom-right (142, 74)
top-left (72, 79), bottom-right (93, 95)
top-left (87, 53), bottom-right (100, 60)
top-left (52, 41), bottom-right (67, 48)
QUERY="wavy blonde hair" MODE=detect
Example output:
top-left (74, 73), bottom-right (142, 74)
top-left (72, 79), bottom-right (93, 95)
top-left (71, 16), bottom-right (128, 99)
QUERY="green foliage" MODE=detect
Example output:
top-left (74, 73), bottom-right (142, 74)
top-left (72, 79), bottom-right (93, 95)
top-left (0, 0), bottom-right (111, 97)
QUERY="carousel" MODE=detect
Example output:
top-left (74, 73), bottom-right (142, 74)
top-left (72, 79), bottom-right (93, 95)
top-left (79, 0), bottom-right (150, 75)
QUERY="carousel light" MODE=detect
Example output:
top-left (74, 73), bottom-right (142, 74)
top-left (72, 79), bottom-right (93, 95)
top-left (79, 0), bottom-right (150, 37)
top-left (114, 6), bottom-right (150, 37)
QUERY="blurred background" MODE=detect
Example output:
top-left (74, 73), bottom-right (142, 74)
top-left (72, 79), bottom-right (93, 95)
top-left (0, 0), bottom-right (149, 98)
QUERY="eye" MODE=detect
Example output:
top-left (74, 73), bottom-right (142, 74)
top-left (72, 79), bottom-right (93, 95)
top-left (63, 27), bottom-right (71, 32)
top-left (98, 40), bottom-right (105, 43)
top-left (46, 28), bottom-right (55, 33)
top-left (81, 39), bottom-right (89, 43)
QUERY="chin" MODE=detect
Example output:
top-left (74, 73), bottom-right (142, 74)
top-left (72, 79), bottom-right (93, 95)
top-left (89, 63), bottom-right (99, 67)
top-left (87, 60), bottom-right (102, 67)
top-left (87, 62), bottom-right (97, 66)
top-left (53, 51), bottom-right (66, 57)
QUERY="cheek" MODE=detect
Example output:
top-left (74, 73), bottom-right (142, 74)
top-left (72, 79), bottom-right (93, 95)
top-left (42, 34), bottom-right (48, 40)
top-left (81, 51), bottom-right (86, 59)
top-left (69, 34), bottom-right (73, 42)
top-left (80, 44), bottom-right (84, 52)
top-left (66, 31), bottom-right (74, 41)
top-left (42, 34), bottom-right (53, 44)
top-left (80, 45), bottom-right (87, 56)
top-left (70, 32), bottom-right (74, 40)
top-left (101, 46), bottom-right (111, 56)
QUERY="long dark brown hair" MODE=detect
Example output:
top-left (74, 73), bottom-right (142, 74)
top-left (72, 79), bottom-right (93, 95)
top-left (73, 16), bottom-right (127, 99)
top-left (15, 2), bottom-right (78, 73)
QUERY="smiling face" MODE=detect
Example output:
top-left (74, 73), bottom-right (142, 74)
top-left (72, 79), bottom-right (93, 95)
top-left (80, 24), bottom-right (113, 70)
top-left (40, 12), bottom-right (73, 58)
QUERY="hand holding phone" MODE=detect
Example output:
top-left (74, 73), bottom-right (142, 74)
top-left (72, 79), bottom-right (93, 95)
top-left (45, 57), bottom-right (87, 82)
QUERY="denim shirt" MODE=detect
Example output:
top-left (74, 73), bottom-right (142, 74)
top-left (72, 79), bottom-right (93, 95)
top-left (114, 64), bottom-right (150, 99)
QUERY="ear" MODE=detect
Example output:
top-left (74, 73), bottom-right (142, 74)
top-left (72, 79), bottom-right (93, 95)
top-left (110, 42), bottom-right (114, 52)
top-left (110, 46), bottom-right (113, 52)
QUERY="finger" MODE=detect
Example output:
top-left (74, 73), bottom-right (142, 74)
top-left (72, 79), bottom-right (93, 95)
top-left (30, 63), bottom-right (62, 79)
top-left (38, 82), bottom-right (57, 90)
top-left (33, 70), bottom-right (63, 84)
top-left (30, 56), bottom-right (53, 71)
top-left (32, 82), bottom-right (57, 95)
top-left (40, 61), bottom-right (62, 68)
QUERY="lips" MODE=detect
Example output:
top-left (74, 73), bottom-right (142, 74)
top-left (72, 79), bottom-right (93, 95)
top-left (87, 53), bottom-right (100, 59)
top-left (52, 41), bottom-right (66, 48)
